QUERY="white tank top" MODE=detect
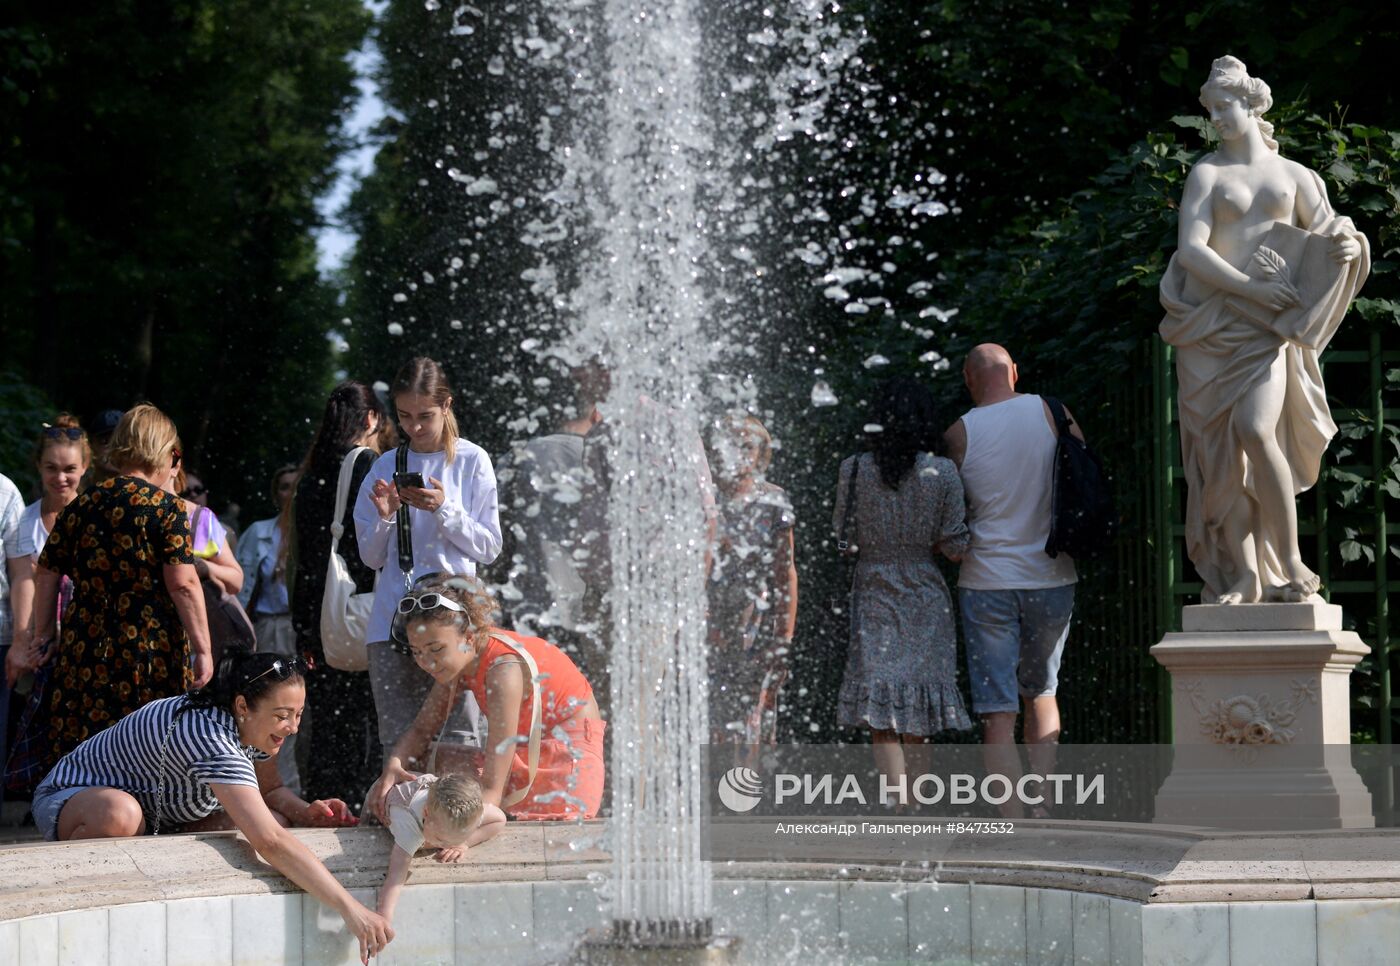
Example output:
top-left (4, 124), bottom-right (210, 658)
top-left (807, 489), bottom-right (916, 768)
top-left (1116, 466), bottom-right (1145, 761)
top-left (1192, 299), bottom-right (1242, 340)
top-left (957, 394), bottom-right (1076, 590)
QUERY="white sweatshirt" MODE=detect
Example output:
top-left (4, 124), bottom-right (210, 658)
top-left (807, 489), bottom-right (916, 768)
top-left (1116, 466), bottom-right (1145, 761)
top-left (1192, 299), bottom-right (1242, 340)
top-left (353, 439), bottom-right (502, 643)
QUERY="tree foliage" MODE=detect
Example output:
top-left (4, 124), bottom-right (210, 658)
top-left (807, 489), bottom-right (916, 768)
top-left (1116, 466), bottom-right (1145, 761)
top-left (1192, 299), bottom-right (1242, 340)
top-left (0, 0), bottom-right (370, 519)
top-left (340, 2), bottom-right (590, 457)
top-left (4, 1), bottom-right (1396, 739)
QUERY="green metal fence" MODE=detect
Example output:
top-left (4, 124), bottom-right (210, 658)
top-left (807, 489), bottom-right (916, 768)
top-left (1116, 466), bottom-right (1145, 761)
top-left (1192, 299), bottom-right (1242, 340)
top-left (1306, 326), bottom-right (1399, 744)
top-left (1055, 339), bottom-right (1168, 744)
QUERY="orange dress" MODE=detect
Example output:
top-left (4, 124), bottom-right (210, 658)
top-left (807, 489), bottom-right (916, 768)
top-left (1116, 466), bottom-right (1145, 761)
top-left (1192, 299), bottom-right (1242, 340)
top-left (466, 630), bottom-right (605, 819)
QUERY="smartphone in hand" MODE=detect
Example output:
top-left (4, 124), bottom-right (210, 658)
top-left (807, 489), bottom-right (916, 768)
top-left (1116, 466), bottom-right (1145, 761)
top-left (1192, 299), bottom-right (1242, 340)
top-left (393, 470), bottom-right (426, 491)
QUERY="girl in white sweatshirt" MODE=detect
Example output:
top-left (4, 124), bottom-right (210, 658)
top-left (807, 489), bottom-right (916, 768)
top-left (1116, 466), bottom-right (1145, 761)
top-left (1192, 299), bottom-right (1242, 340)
top-left (354, 357), bottom-right (502, 758)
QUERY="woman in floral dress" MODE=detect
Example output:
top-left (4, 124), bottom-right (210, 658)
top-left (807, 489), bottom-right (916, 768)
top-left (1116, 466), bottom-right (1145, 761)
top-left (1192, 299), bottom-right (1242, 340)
top-left (21, 405), bottom-right (215, 765)
top-left (835, 380), bottom-right (973, 796)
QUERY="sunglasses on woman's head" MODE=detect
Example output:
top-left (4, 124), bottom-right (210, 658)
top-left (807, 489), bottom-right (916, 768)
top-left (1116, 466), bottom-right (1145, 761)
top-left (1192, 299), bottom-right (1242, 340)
top-left (245, 657), bottom-right (307, 686)
top-left (42, 424), bottom-right (85, 441)
top-left (396, 592), bottom-right (466, 616)
top-left (182, 486), bottom-right (208, 499)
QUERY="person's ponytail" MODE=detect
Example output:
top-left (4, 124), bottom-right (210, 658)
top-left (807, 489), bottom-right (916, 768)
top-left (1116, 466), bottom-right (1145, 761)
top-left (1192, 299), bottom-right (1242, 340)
top-left (185, 647), bottom-right (251, 710)
top-left (442, 407), bottom-right (461, 463)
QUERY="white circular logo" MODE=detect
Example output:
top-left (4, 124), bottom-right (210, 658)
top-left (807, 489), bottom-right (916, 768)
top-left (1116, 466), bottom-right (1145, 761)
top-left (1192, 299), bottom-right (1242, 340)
top-left (717, 766), bottom-right (763, 812)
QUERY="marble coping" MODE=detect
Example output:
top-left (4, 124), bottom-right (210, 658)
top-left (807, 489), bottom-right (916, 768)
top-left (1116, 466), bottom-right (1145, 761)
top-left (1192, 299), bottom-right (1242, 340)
top-left (3, 820), bottom-right (1400, 922)
top-left (1181, 602), bottom-right (1343, 633)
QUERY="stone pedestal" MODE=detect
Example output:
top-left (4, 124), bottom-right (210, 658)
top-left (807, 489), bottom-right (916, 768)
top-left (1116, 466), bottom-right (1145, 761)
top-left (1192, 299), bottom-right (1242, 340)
top-left (1150, 602), bottom-right (1374, 829)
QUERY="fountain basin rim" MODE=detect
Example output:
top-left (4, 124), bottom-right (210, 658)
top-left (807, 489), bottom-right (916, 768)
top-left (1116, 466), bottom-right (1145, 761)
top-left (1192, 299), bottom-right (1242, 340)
top-left (2, 818), bottom-right (1400, 921)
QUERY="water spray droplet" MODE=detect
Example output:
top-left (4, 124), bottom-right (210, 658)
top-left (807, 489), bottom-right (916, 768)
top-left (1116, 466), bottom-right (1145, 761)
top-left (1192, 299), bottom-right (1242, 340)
top-left (810, 381), bottom-right (838, 407)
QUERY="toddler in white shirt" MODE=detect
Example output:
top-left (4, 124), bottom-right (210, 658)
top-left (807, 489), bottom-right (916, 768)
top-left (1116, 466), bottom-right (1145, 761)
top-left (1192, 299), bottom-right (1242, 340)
top-left (377, 773), bottom-right (506, 924)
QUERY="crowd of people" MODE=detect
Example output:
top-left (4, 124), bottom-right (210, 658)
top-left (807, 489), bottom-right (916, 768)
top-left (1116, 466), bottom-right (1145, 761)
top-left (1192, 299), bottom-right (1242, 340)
top-left (0, 342), bottom-right (1083, 954)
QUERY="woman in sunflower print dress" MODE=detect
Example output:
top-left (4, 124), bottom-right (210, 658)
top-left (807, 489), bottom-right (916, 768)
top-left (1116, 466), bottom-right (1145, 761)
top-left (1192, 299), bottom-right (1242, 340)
top-left (20, 405), bottom-right (216, 766)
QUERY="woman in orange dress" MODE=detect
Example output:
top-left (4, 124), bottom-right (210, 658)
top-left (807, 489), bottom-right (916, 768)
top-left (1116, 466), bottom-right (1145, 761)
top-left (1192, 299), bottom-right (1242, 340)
top-left (366, 573), bottom-right (605, 823)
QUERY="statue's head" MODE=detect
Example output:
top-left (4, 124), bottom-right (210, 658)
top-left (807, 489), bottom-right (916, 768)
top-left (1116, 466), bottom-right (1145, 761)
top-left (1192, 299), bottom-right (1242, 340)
top-left (1198, 55), bottom-right (1277, 151)
top-left (1199, 55), bottom-right (1272, 116)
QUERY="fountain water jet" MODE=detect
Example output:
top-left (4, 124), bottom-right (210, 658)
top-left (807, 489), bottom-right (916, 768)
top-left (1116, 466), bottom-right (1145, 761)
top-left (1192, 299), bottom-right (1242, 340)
top-left (560, 0), bottom-right (732, 959)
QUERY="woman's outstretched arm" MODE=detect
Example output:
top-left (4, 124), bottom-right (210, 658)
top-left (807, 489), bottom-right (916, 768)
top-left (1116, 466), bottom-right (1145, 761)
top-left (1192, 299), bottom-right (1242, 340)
top-left (212, 782), bottom-right (394, 963)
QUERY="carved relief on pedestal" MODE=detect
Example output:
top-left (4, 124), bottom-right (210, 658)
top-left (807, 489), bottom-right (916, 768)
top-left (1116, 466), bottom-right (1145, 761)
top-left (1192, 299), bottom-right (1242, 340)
top-left (1178, 678), bottom-right (1320, 745)
top-left (1200, 694), bottom-right (1296, 744)
top-left (1178, 679), bottom-right (1207, 714)
top-left (1290, 678), bottom-right (1320, 705)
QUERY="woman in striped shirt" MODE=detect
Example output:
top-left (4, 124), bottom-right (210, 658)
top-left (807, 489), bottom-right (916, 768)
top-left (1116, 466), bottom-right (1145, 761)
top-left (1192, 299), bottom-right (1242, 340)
top-left (32, 649), bottom-right (395, 961)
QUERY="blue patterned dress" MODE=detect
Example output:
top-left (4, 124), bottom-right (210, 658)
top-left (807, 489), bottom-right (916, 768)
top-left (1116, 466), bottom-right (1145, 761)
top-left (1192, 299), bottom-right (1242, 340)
top-left (835, 452), bottom-right (973, 735)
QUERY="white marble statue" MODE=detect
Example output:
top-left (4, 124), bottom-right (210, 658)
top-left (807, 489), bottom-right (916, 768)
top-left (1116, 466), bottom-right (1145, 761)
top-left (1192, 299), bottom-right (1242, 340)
top-left (1159, 55), bottom-right (1369, 604)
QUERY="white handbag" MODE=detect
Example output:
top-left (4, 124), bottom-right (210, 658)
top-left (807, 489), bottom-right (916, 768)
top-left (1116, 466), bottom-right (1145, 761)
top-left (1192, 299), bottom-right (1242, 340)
top-left (320, 446), bottom-right (375, 671)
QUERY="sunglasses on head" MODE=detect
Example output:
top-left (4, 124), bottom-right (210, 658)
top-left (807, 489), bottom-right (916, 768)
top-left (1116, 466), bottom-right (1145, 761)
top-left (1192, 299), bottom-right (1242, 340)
top-left (396, 592), bottom-right (466, 616)
top-left (42, 424), bottom-right (85, 441)
top-left (245, 657), bottom-right (307, 686)
top-left (182, 485), bottom-right (208, 499)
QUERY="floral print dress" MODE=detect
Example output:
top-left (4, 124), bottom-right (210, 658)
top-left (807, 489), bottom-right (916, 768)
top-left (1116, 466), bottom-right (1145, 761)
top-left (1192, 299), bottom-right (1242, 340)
top-left (38, 476), bottom-right (194, 764)
top-left (834, 452), bottom-right (974, 736)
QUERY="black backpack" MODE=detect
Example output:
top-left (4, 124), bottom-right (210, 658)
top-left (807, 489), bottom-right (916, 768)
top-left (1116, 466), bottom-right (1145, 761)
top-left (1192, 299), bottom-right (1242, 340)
top-left (1043, 397), bottom-right (1116, 559)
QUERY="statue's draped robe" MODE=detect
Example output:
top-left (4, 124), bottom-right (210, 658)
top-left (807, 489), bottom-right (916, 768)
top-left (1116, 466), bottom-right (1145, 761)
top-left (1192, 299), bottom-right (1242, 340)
top-left (1159, 169), bottom-right (1369, 602)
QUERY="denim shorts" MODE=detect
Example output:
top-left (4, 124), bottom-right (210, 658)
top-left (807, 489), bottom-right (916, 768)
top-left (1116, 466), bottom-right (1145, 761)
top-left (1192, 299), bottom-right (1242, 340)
top-left (31, 782), bottom-right (85, 842)
top-left (960, 585), bottom-right (1075, 715)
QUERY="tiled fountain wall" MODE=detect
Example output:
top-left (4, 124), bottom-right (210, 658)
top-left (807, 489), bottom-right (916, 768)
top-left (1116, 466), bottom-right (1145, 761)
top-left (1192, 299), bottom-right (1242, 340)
top-left (2, 878), bottom-right (1397, 966)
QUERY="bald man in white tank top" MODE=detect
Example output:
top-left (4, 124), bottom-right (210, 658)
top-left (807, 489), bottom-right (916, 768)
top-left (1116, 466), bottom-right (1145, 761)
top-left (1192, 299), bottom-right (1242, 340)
top-left (945, 345), bottom-right (1083, 809)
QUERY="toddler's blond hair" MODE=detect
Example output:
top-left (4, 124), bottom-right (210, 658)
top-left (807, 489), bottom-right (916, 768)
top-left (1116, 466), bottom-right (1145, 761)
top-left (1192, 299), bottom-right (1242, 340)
top-left (427, 773), bottom-right (484, 833)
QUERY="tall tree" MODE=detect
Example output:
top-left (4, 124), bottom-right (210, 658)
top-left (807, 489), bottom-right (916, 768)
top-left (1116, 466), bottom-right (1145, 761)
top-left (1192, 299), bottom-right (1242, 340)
top-left (0, 0), bottom-right (371, 518)
top-left (341, 1), bottom-right (602, 456)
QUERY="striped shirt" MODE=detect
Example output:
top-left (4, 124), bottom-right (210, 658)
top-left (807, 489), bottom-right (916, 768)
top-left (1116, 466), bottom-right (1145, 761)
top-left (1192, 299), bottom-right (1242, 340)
top-left (36, 695), bottom-right (266, 828)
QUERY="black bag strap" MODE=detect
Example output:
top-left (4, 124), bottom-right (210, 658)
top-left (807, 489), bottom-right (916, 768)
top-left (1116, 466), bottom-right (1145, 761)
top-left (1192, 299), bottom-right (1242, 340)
top-left (836, 455), bottom-right (860, 552)
top-left (1044, 396), bottom-right (1073, 439)
top-left (246, 566), bottom-right (265, 617)
top-left (395, 444), bottom-right (414, 588)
